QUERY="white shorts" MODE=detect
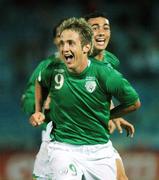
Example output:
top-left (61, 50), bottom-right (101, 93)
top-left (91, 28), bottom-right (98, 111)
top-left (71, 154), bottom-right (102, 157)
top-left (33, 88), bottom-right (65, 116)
top-left (33, 122), bottom-right (53, 180)
top-left (41, 121), bottom-right (53, 142)
top-left (33, 141), bottom-right (52, 180)
top-left (47, 140), bottom-right (119, 180)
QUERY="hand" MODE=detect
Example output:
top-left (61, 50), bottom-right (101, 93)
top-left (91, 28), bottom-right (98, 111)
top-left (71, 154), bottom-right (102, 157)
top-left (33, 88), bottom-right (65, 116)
top-left (29, 112), bottom-right (45, 127)
top-left (113, 118), bottom-right (135, 138)
top-left (108, 120), bottom-right (116, 134)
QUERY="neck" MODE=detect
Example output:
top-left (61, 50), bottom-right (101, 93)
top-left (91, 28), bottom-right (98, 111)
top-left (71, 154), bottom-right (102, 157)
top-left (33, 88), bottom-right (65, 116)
top-left (69, 57), bottom-right (89, 74)
top-left (92, 49), bottom-right (104, 61)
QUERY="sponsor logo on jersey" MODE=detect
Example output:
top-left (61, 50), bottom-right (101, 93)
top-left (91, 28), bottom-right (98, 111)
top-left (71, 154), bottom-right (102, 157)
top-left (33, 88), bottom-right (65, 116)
top-left (54, 69), bottom-right (65, 73)
top-left (86, 76), bottom-right (96, 81)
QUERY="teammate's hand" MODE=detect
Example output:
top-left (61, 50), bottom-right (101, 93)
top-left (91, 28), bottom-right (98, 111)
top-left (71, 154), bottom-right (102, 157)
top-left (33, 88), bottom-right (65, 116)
top-left (108, 120), bottom-right (116, 134)
top-left (29, 112), bottom-right (45, 127)
top-left (113, 118), bottom-right (135, 138)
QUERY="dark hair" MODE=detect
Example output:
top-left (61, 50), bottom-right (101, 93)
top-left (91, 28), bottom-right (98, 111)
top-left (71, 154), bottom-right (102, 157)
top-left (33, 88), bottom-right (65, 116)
top-left (52, 23), bottom-right (59, 39)
top-left (84, 11), bottom-right (108, 21)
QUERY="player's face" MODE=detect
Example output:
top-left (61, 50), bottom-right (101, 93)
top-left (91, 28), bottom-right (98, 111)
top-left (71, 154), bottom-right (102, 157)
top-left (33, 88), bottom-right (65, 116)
top-left (88, 17), bottom-right (110, 51)
top-left (59, 29), bottom-right (89, 73)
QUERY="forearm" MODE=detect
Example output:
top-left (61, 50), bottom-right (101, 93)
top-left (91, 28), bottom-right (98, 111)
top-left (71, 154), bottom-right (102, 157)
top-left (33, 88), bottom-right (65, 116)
top-left (35, 80), bottom-right (43, 112)
top-left (110, 99), bottom-right (141, 120)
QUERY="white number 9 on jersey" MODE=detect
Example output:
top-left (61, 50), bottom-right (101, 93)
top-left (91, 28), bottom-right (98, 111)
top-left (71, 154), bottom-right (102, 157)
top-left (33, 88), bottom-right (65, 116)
top-left (54, 74), bottom-right (64, 89)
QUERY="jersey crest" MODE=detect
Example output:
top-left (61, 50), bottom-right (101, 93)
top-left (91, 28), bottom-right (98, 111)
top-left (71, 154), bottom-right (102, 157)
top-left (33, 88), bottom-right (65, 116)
top-left (85, 80), bottom-right (96, 93)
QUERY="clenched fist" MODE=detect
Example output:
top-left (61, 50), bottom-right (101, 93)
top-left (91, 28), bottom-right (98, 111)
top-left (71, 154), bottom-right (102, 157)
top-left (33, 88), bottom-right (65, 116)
top-left (29, 112), bottom-right (45, 127)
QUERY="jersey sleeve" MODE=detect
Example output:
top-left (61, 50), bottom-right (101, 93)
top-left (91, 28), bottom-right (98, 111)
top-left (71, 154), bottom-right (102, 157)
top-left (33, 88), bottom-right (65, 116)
top-left (37, 63), bottom-right (53, 90)
top-left (21, 61), bottom-right (48, 115)
top-left (21, 56), bottom-right (54, 115)
top-left (100, 66), bottom-right (139, 107)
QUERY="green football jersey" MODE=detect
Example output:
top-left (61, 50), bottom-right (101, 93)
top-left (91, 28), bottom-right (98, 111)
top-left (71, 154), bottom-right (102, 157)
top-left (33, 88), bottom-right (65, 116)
top-left (21, 54), bottom-right (59, 115)
top-left (39, 59), bottom-right (139, 145)
top-left (90, 50), bottom-right (120, 69)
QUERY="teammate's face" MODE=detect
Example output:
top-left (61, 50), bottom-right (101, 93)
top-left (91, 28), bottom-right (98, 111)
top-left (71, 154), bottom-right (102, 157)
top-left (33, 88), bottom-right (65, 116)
top-left (54, 28), bottom-right (61, 47)
top-left (88, 17), bottom-right (111, 51)
top-left (54, 34), bottom-right (60, 47)
top-left (59, 29), bottom-right (90, 73)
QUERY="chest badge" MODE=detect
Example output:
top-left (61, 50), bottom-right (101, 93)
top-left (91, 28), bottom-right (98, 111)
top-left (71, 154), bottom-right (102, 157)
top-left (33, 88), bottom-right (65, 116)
top-left (85, 81), bottom-right (96, 93)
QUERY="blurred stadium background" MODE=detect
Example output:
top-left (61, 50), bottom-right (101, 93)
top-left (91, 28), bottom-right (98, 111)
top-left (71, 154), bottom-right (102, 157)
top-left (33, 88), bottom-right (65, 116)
top-left (0, 0), bottom-right (159, 179)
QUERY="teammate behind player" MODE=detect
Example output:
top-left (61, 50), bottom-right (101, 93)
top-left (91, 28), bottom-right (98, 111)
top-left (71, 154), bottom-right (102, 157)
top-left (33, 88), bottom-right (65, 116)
top-left (84, 11), bottom-right (134, 180)
top-left (21, 21), bottom-right (61, 180)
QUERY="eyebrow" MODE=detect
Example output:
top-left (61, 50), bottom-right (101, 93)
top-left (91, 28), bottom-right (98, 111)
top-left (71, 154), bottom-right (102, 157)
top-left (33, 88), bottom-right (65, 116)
top-left (92, 23), bottom-right (109, 26)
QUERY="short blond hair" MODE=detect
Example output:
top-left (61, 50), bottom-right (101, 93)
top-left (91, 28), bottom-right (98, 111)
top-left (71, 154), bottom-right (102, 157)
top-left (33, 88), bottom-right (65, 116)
top-left (58, 17), bottom-right (93, 55)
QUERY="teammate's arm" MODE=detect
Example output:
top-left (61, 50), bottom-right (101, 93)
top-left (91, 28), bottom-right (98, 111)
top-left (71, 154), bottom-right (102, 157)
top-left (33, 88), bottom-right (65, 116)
top-left (109, 100), bottom-right (135, 137)
top-left (110, 100), bottom-right (141, 120)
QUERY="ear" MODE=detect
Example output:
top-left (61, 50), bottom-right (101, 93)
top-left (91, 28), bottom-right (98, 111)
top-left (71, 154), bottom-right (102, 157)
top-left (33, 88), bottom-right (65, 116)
top-left (83, 44), bottom-right (91, 54)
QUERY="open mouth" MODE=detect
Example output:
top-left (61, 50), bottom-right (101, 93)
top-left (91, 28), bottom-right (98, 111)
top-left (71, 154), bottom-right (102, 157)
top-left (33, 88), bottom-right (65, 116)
top-left (95, 38), bottom-right (105, 46)
top-left (64, 54), bottom-right (74, 63)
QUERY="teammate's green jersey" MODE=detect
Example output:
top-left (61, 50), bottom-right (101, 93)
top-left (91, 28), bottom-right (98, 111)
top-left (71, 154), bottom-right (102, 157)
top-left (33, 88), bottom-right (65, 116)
top-left (21, 54), bottom-right (59, 115)
top-left (39, 59), bottom-right (139, 145)
top-left (90, 50), bottom-right (120, 69)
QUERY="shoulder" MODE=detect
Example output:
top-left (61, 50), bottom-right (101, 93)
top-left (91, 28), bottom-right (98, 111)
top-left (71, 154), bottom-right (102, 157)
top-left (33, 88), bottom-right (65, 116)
top-left (90, 59), bottom-right (117, 76)
top-left (35, 55), bottom-right (53, 70)
top-left (40, 53), bottom-right (62, 69)
top-left (39, 52), bottom-right (61, 64)
top-left (90, 60), bottom-right (124, 89)
top-left (42, 59), bottom-right (64, 77)
top-left (105, 50), bottom-right (119, 61)
top-left (104, 50), bottom-right (120, 69)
